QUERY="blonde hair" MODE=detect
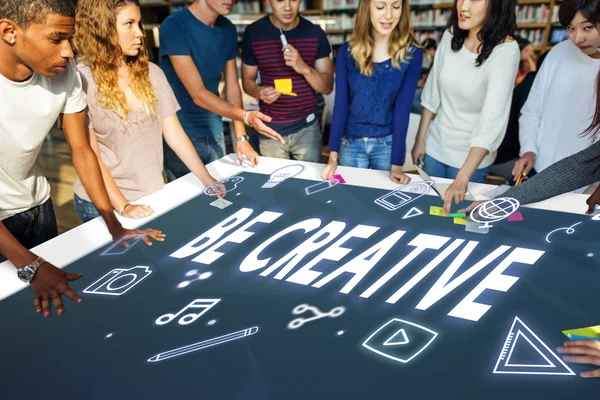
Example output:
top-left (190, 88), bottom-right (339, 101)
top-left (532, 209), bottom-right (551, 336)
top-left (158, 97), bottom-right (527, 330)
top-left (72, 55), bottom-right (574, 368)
top-left (349, 0), bottom-right (415, 76)
top-left (74, 0), bottom-right (157, 122)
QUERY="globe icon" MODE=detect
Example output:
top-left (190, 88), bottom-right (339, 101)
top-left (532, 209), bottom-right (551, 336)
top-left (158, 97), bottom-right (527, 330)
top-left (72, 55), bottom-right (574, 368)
top-left (470, 197), bottom-right (520, 228)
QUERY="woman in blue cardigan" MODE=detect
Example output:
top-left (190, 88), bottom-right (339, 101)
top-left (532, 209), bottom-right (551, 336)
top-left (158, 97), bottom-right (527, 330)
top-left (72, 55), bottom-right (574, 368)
top-left (321, 0), bottom-right (422, 184)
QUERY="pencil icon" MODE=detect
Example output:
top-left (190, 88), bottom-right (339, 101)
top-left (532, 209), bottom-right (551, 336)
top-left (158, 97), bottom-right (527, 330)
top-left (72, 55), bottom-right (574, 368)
top-left (147, 327), bottom-right (259, 363)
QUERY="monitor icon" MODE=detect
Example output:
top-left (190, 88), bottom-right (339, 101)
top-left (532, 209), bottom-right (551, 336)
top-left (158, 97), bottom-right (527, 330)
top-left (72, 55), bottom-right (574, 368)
top-left (362, 318), bottom-right (438, 364)
top-left (83, 266), bottom-right (152, 296)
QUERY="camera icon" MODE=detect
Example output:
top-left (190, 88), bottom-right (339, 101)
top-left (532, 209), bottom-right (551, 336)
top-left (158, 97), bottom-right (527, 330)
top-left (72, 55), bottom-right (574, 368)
top-left (83, 266), bottom-right (152, 296)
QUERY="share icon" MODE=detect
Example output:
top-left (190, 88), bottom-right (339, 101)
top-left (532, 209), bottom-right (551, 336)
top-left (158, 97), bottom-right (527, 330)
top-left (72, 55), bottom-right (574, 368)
top-left (287, 304), bottom-right (345, 330)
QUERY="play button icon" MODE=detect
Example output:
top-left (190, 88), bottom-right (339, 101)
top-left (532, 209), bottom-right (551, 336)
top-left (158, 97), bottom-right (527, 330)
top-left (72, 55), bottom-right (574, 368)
top-left (383, 328), bottom-right (409, 346)
top-left (362, 318), bottom-right (438, 364)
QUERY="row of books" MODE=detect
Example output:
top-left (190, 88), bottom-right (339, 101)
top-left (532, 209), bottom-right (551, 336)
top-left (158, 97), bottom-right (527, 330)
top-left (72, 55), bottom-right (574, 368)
top-left (411, 9), bottom-right (451, 27)
top-left (516, 5), bottom-right (550, 24)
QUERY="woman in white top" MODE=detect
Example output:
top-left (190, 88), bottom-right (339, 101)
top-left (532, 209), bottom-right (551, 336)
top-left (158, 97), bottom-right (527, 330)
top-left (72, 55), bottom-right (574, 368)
top-left (512, 0), bottom-right (600, 187)
top-left (411, 0), bottom-right (520, 214)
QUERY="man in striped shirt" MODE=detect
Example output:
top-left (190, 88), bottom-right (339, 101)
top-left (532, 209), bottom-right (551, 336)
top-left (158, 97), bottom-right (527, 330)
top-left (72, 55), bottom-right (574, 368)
top-left (241, 0), bottom-right (334, 162)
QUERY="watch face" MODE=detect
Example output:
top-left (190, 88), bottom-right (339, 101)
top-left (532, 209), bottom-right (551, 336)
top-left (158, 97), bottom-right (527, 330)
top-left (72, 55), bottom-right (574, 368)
top-left (17, 267), bottom-right (34, 282)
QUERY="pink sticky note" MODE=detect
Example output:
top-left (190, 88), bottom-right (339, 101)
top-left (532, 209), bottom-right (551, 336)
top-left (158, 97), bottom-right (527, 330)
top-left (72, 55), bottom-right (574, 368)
top-left (330, 174), bottom-right (346, 184)
top-left (507, 212), bottom-right (523, 222)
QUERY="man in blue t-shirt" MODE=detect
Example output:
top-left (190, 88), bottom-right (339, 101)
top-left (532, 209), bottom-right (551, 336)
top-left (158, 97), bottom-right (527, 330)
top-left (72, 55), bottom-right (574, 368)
top-left (159, 0), bottom-right (283, 179)
top-left (241, 0), bottom-right (333, 162)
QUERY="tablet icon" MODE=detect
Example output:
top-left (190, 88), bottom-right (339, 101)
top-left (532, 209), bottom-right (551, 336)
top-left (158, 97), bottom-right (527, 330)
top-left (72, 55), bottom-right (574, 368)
top-left (83, 266), bottom-right (152, 296)
top-left (362, 318), bottom-right (438, 364)
top-left (374, 182), bottom-right (432, 211)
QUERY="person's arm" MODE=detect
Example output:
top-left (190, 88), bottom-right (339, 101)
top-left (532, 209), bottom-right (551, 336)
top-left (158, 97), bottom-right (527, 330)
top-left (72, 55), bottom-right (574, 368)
top-left (282, 28), bottom-right (334, 95)
top-left (459, 141), bottom-right (600, 212)
top-left (61, 111), bottom-right (165, 244)
top-left (162, 114), bottom-right (217, 186)
top-left (412, 33), bottom-right (445, 165)
top-left (283, 46), bottom-right (334, 95)
top-left (0, 222), bottom-right (82, 317)
top-left (390, 47), bottom-right (423, 184)
top-left (168, 55), bottom-right (283, 143)
top-left (223, 58), bottom-right (260, 167)
top-left (322, 42), bottom-right (350, 179)
top-left (85, 128), bottom-right (154, 219)
top-left (443, 45), bottom-right (520, 214)
top-left (513, 57), bottom-right (547, 179)
top-left (241, 63), bottom-right (281, 104)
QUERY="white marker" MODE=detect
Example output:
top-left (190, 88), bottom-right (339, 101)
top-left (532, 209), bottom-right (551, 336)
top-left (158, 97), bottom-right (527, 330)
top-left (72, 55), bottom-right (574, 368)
top-left (147, 327), bottom-right (259, 363)
top-left (280, 28), bottom-right (290, 51)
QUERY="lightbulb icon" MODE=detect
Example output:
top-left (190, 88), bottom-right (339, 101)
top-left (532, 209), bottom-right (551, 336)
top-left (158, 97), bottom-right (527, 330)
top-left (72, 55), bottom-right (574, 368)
top-left (262, 164), bottom-right (304, 189)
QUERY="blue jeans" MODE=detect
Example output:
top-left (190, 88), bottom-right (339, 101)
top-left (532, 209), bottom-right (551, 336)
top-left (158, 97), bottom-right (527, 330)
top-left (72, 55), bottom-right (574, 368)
top-left (259, 121), bottom-right (321, 162)
top-left (422, 154), bottom-right (489, 183)
top-left (339, 134), bottom-right (392, 171)
top-left (164, 135), bottom-right (226, 182)
top-left (0, 198), bottom-right (58, 262)
top-left (74, 194), bottom-right (101, 223)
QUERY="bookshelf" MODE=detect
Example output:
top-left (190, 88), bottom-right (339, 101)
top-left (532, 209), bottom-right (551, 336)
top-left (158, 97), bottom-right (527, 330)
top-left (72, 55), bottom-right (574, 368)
top-left (139, 0), bottom-right (565, 56)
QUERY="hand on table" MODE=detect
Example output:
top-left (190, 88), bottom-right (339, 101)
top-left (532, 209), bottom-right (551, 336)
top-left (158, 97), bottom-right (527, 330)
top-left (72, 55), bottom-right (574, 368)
top-left (30, 261), bottom-right (82, 317)
top-left (390, 165), bottom-right (411, 185)
top-left (246, 110), bottom-right (285, 144)
top-left (512, 152), bottom-right (535, 182)
top-left (585, 184), bottom-right (600, 214)
top-left (283, 44), bottom-right (310, 76)
top-left (122, 204), bottom-right (154, 220)
top-left (110, 225), bottom-right (166, 248)
top-left (236, 140), bottom-right (259, 168)
top-left (411, 140), bottom-right (426, 166)
top-left (557, 335), bottom-right (600, 378)
top-left (443, 178), bottom-right (469, 215)
top-left (321, 153), bottom-right (338, 180)
top-left (457, 200), bottom-right (485, 214)
top-left (259, 86), bottom-right (281, 104)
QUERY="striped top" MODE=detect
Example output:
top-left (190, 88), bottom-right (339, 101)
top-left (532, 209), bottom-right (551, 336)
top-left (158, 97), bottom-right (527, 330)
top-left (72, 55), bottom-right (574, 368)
top-left (242, 16), bottom-right (331, 135)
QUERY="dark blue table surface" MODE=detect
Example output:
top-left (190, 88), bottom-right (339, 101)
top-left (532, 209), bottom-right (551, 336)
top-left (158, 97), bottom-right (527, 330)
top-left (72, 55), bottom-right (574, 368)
top-left (1, 171), bottom-right (599, 399)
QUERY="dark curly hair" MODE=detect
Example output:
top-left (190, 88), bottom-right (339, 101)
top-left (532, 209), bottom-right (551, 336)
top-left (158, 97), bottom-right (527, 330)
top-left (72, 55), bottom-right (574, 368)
top-left (0, 0), bottom-right (75, 29)
top-left (447, 0), bottom-right (517, 66)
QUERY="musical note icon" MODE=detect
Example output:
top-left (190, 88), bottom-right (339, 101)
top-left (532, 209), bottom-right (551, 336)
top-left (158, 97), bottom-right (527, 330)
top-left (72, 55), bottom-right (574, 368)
top-left (155, 299), bottom-right (221, 326)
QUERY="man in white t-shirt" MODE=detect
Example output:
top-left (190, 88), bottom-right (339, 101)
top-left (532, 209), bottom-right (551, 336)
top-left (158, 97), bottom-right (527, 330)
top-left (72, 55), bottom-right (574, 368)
top-left (0, 0), bottom-right (165, 318)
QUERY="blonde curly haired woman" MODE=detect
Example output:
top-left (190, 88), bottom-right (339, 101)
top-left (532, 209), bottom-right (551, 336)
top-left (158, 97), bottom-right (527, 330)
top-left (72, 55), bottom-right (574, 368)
top-left (72, 0), bottom-right (218, 222)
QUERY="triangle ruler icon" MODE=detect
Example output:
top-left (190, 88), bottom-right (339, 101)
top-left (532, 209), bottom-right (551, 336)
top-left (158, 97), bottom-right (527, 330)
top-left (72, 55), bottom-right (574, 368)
top-left (383, 328), bottom-right (410, 346)
top-left (402, 207), bottom-right (423, 220)
top-left (493, 316), bottom-right (575, 376)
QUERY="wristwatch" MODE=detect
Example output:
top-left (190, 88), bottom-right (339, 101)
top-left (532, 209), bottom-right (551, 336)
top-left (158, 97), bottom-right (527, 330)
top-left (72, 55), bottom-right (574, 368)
top-left (17, 257), bottom-right (45, 283)
top-left (236, 135), bottom-right (250, 142)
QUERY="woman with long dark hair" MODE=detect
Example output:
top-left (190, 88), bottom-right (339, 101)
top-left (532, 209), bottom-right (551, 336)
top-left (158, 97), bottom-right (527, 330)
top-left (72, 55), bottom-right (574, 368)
top-left (461, 0), bottom-right (600, 378)
top-left (411, 0), bottom-right (520, 214)
top-left (511, 0), bottom-right (600, 191)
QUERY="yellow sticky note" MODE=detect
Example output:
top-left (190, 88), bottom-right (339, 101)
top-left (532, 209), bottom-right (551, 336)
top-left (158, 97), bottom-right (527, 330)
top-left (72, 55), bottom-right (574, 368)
top-left (453, 217), bottom-right (468, 225)
top-left (563, 325), bottom-right (600, 339)
top-left (274, 78), bottom-right (297, 96)
top-left (429, 206), bottom-right (447, 217)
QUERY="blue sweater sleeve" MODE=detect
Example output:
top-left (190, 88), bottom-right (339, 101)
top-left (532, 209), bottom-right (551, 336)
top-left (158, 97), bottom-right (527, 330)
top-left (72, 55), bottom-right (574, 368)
top-left (391, 47), bottom-right (422, 166)
top-left (328, 42), bottom-right (350, 153)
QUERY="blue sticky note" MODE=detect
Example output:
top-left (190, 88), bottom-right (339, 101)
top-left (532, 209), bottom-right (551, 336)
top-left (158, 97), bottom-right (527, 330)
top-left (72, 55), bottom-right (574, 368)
top-left (466, 220), bottom-right (489, 234)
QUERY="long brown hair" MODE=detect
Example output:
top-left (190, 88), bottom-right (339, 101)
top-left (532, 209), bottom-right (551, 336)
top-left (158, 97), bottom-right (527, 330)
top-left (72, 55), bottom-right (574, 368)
top-left (74, 0), bottom-right (158, 122)
top-left (349, 0), bottom-right (415, 76)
